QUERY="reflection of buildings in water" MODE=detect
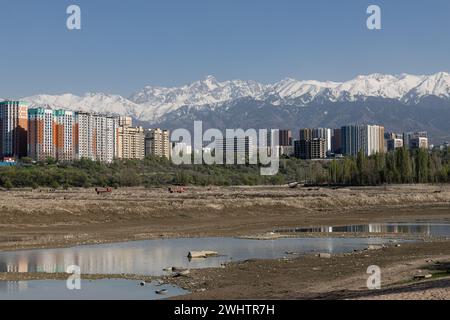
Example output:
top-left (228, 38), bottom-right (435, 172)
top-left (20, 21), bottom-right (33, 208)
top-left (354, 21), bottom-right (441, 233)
top-left (324, 237), bottom-right (334, 253)
top-left (18, 256), bottom-right (28, 273)
top-left (0, 281), bottom-right (28, 293)
top-left (297, 223), bottom-right (436, 235)
top-left (0, 239), bottom-right (280, 275)
top-left (328, 223), bottom-right (433, 235)
top-left (368, 223), bottom-right (430, 235)
top-left (0, 244), bottom-right (201, 275)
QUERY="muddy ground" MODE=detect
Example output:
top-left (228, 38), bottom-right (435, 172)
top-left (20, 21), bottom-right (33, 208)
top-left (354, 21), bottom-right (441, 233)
top-left (0, 184), bottom-right (449, 299)
top-left (170, 240), bottom-right (450, 300)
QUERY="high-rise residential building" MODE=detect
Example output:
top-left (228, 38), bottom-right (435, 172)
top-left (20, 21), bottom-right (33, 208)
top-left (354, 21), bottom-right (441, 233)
top-left (28, 108), bottom-right (55, 161)
top-left (332, 128), bottom-right (342, 154)
top-left (312, 128), bottom-right (332, 153)
top-left (118, 116), bottom-right (133, 127)
top-left (105, 116), bottom-right (119, 163)
top-left (145, 128), bottom-right (170, 159)
top-left (367, 125), bottom-right (385, 155)
top-left (410, 137), bottom-right (429, 150)
top-left (294, 138), bottom-right (326, 160)
top-left (74, 112), bottom-right (93, 160)
top-left (117, 126), bottom-right (145, 160)
top-left (93, 115), bottom-right (108, 162)
top-left (387, 138), bottom-right (404, 151)
top-left (299, 128), bottom-right (332, 153)
top-left (263, 129), bottom-right (289, 157)
top-left (74, 113), bottom-right (118, 162)
top-left (341, 125), bottom-right (364, 156)
top-left (28, 108), bottom-right (76, 162)
top-left (279, 129), bottom-right (292, 146)
top-left (385, 132), bottom-right (403, 152)
top-left (215, 137), bottom-right (255, 164)
top-left (299, 128), bottom-right (313, 141)
top-left (341, 125), bottom-right (385, 156)
top-left (0, 101), bottom-right (29, 159)
top-left (403, 132), bottom-right (428, 150)
top-left (54, 110), bottom-right (75, 161)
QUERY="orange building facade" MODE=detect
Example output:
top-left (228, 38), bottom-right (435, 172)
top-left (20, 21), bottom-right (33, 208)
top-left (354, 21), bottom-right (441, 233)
top-left (28, 108), bottom-right (76, 162)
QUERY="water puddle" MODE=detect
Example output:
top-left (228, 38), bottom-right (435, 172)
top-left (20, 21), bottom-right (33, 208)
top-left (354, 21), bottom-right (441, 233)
top-left (0, 279), bottom-right (187, 300)
top-left (0, 237), bottom-right (401, 276)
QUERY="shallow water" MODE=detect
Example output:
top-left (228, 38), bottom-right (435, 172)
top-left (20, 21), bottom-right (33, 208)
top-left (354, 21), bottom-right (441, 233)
top-left (274, 222), bottom-right (450, 237)
top-left (0, 237), bottom-right (400, 276)
top-left (0, 279), bottom-right (187, 300)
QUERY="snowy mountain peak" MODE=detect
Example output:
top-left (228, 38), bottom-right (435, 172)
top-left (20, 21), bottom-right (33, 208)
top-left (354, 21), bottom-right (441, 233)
top-left (404, 72), bottom-right (450, 102)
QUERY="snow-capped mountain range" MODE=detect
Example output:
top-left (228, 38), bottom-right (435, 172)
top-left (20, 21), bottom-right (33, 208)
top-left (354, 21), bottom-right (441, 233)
top-left (19, 72), bottom-right (450, 123)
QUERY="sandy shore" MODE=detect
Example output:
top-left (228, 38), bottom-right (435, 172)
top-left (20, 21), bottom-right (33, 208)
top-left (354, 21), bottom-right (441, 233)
top-left (0, 184), bottom-right (449, 299)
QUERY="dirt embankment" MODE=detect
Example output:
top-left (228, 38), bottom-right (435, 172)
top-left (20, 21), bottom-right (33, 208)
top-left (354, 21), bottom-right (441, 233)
top-left (0, 184), bottom-right (449, 251)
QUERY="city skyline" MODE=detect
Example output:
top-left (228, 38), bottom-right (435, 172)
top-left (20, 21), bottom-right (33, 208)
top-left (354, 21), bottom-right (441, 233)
top-left (0, 100), bottom-right (434, 164)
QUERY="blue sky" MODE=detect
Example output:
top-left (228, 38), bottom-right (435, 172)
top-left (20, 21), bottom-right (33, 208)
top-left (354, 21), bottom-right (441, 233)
top-left (1, 0), bottom-right (450, 97)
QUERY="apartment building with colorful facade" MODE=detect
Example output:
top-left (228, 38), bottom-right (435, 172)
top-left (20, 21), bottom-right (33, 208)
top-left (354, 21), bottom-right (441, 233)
top-left (27, 108), bottom-right (120, 163)
top-left (1, 100), bottom-right (173, 163)
top-left (28, 108), bottom-right (56, 161)
top-left (0, 101), bottom-right (29, 159)
top-left (54, 110), bottom-right (76, 161)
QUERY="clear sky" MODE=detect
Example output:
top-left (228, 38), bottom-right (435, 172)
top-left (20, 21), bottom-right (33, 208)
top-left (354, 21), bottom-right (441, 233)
top-left (1, 0), bottom-right (450, 97)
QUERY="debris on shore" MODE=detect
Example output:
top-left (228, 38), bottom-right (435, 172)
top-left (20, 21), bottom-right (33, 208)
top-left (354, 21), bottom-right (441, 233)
top-left (188, 251), bottom-right (219, 259)
top-left (155, 289), bottom-right (168, 295)
top-left (414, 274), bottom-right (433, 280)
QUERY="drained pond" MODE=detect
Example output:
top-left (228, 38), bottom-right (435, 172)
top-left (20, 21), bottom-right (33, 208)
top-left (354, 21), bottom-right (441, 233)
top-left (1, 221), bottom-right (448, 299)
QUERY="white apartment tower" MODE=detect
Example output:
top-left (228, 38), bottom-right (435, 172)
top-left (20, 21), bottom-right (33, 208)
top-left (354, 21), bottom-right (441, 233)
top-left (341, 125), bottom-right (385, 156)
top-left (75, 112), bottom-right (118, 163)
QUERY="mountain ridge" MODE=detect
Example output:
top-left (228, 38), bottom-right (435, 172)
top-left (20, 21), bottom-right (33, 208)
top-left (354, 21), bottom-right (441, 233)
top-left (19, 72), bottom-right (450, 122)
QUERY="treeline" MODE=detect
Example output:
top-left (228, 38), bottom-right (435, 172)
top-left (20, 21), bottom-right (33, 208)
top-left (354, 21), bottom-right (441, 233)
top-left (327, 148), bottom-right (450, 185)
top-left (0, 148), bottom-right (449, 189)
top-left (0, 156), bottom-right (287, 189)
